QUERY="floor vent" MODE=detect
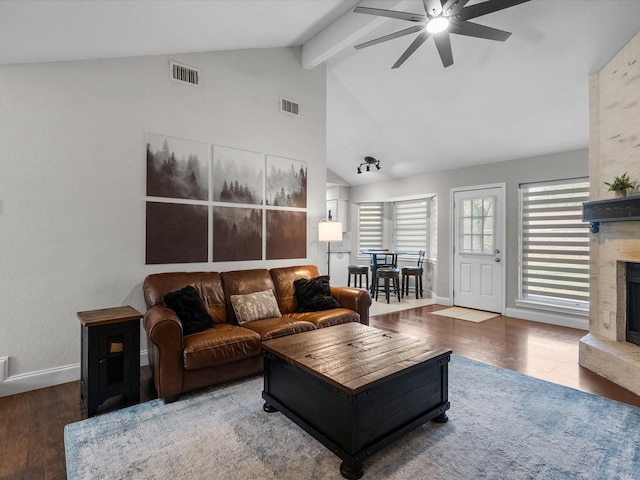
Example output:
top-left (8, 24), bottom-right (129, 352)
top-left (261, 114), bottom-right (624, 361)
top-left (280, 97), bottom-right (300, 116)
top-left (170, 61), bottom-right (200, 87)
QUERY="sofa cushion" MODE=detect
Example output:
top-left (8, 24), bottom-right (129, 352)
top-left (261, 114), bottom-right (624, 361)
top-left (144, 272), bottom-right (227, 324)
top-left (283, 309), bottom-right (360, 329)
top-left (270, 265), bottom-right (321, 314)
top-left (230, 289), bottom-right (282, 325)
top-left (240, 317), bottom-right (316, 341)
top-left (182, 324), bottom-right (261, 370)
top-left (163, 286), bottom-right (214, 336)
top-left (221, 269), bottom-right (276, 324)
top-left (294, 275), bottom-right (341, 313)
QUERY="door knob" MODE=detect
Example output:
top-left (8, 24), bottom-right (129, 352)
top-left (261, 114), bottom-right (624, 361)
top-left (495, 258), bottom-right (501, 263)
top-left (495, 249), bottom-right (501, 254)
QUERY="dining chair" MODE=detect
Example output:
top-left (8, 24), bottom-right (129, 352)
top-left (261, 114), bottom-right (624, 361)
top-left (347, 264), bottom-right (369, 289)
top-left (401, 250), bottom-right (425, 299)
top-left (374, 266), bottom-right (401, 303)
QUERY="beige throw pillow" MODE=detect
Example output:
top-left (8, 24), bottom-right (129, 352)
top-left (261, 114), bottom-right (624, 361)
top-left (230, 289), bottom-right (282, 325)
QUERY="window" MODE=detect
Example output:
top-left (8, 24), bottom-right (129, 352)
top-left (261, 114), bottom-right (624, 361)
top-left (519, 178), bottom-right (590, 311)
top-left (357, 198), bottom-right (435, 257)
top-left (358, 203), bottom-right (383, 252)
top-left (459, 196), bottom-right (494, 255)
top-left (395, 199), bottom-right (428, 253)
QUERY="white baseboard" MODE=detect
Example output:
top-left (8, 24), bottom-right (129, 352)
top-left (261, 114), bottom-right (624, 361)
top-left (505, 307), bottom-right (589, 331)
top-left (434, 295), bottom-right (452, 306)
top-left (0, 363), bottom-right (80, 397)
top-left (0, 307), bottom-right (587, 398)
top-left (0, 350), bottom-right (149, 398)
top-left (428, 298), bottom-right (586, 330)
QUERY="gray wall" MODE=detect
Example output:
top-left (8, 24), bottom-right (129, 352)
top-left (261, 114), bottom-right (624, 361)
top-left (0, 47), bottom-right (327, 395)
top-left (349, 148), bottom-right (589, 326)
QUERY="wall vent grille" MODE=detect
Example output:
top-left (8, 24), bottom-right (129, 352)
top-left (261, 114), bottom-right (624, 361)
top-left (170, 61), bottom-right (200, 87)
top-left (280, 97), bottom-right (300, 116)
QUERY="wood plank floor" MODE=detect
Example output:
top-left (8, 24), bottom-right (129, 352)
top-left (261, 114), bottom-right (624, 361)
top-left (371, 305), bottom-right (640, 407)
top-left (1, 305), bottom-right (639, 479)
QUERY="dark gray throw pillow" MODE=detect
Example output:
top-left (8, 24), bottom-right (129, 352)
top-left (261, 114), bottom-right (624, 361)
top-left (163, 285), bottom-right (213, 336)
top-left (294, 275), bottom-right (341, 313)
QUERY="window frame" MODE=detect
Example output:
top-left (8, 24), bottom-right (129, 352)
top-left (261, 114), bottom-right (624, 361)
top-left (517, 177), bottom-right (590, 315)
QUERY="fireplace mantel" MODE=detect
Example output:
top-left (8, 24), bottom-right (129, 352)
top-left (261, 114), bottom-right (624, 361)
top-left (582, 196), bottom-right (640, 233)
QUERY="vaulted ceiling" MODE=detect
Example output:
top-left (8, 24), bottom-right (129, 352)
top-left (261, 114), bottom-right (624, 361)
top-left (2, 0), bottom-right (640, 186)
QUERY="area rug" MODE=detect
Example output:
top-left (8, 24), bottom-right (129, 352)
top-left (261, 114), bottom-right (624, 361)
top-left (369, 297), bottom-right (436, 317)
top-left (64, 356), bottom-right (640, 480)
top-left (431, 306), bottom-right (500, 322)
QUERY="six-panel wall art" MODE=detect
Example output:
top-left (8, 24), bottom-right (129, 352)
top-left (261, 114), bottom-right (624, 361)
top-left (145, 133), bottom-right (307, 264)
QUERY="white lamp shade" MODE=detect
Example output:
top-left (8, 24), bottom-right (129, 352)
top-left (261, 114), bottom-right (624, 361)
top-left (318, 220), bottom-right (343, 242)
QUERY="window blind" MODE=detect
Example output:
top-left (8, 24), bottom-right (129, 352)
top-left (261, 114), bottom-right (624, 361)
top-left (395, 199), bottom-right (428, 253)
top-left (358, 203), bottom-right (384, 252)
top-left (520, 178), bottom-right (590, 308)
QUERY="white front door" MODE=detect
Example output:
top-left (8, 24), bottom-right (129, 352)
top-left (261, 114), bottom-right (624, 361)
top-left (452, 186), bottom-right (505, 313)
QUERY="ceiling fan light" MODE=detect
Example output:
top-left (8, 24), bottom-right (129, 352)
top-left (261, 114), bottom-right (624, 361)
top-left (426, 16), bottom-right (449, 34)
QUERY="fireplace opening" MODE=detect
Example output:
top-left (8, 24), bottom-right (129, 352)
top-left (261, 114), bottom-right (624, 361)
top-left (627, 262), bottom-right (640, 346)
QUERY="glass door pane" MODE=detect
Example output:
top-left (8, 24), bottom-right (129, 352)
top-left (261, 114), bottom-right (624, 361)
top-left (459, 196), bottom-right (495, 255)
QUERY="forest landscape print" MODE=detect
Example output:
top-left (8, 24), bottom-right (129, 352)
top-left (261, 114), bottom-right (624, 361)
top-left (146, 202), bottom-right (208, 264)
top-left (266, 155), bottom-right (307, 208)
top-left (213, 146), bottom-right (264, 205)
top-left (147, 133), bottom-right (209, 200)
top-left (145, 132), bottom-right (309, 264)
top-left (266, 210), bottom-right (306, 260)
top-left (212, 206), bottom-right (262, 262)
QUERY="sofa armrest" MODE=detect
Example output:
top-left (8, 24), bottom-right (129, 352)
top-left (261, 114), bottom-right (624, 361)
top-left (144, 305), bottom-right (184, 400)
top-left (330, 286), bottom-right (372, 326)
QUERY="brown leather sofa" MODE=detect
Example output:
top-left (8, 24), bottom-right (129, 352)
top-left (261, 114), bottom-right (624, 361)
top-left (143, 265), bottom-right (371, 402)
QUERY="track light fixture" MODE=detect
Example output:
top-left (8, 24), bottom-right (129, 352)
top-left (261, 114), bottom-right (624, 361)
top-left (357, 156), bottom-right (381, 174)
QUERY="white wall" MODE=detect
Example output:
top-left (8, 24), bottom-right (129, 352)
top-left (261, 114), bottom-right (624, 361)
top-left (0, 47), bottom-right (327, 395)
top-left (349, 148), bottom-right (589, 329)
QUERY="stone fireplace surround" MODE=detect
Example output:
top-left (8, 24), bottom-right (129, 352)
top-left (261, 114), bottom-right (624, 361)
top-left (578, 29), bottom-right (640, 396)
top-left (579, 230), bottom-right (640, 396)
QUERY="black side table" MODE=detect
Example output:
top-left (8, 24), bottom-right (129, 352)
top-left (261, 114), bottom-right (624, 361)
top-left (77, 306), bottom-right (142, 416)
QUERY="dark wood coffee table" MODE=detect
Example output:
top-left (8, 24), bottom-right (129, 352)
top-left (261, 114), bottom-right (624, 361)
top-left (261, 323), bottom-right (451, 479)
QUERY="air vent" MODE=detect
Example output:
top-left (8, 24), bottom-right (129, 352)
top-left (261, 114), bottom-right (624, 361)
top-left (280, 97), bottom-right (300, 116)
top-left (170, 61), bottom-right (200, 87)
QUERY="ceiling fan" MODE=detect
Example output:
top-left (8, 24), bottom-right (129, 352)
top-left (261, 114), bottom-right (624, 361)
top-left (353, 0), bottom-right (530, 68)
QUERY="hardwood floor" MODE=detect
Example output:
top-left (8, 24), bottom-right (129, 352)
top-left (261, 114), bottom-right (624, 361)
top-left (1, 305), bottom-right (639, 479)
top-left (371, 305), bottom-right (640, 407)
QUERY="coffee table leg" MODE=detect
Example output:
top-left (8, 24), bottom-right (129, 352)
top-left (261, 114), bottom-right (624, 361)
top-left (340, 458), bottom-right (364, 480)
top-left (263, 401), bottom-right (278, 413)
top-left (432, 412), bottom-right (449, 423)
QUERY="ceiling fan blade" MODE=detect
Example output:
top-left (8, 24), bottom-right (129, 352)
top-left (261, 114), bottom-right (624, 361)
top-left (449, 20), bottom-right (512, 41)
top-left (354, 6), bottom-right (425, 22)
top-left (354, 25), bottom-right (425, 50)
top-left (392, 31), bottom-right (431, 69)
top-left (441, 0), bottom-right (471, 15)
top-left (422, 0), bottom-right (442, 18)
top-left (459, 0), bottom-right (530, 21)
top-left (433, 32), bottom-right (454, 67)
